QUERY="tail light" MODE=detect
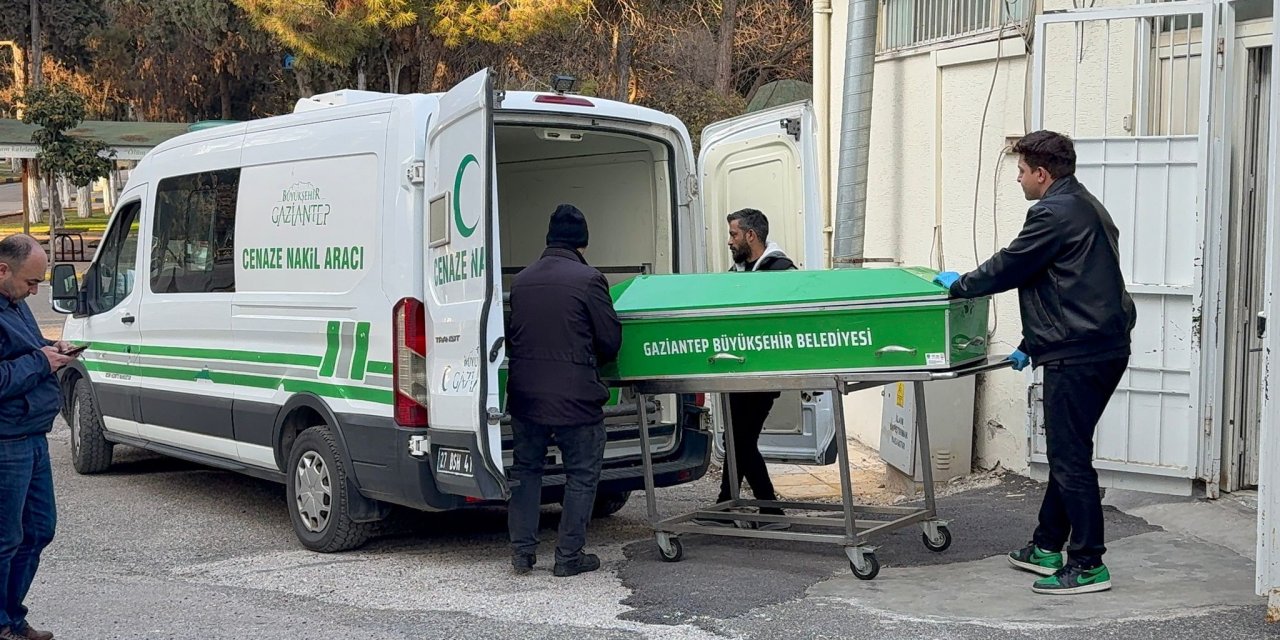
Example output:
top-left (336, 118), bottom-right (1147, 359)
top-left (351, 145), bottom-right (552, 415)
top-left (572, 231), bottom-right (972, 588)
top-left (393, 298), bottom-right (429, 427)
top-left (693, 393), bottom-right (707, 408)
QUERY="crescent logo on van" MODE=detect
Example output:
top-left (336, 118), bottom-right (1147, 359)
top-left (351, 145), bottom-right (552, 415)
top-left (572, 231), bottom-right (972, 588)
top-left (453, 154), bottom-right (480, 238)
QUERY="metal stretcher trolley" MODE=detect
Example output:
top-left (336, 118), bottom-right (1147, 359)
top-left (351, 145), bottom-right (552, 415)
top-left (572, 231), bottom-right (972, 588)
top-left (623, 357), bottom-right (1011, 580)
top-left (599, 267), bottom-right (1007, 579)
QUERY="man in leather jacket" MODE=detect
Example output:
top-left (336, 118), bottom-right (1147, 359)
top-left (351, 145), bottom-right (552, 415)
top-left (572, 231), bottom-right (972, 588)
top-left (934, 130), bottom-right (1136, 596)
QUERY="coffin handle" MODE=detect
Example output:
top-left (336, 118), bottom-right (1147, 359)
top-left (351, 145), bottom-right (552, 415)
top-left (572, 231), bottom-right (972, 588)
top-left (875, 345), bottom-right (917, 357)
top-left (708, 352), bottom-right (747, 365)
top-left (954, 336), bottom-right (986, 350)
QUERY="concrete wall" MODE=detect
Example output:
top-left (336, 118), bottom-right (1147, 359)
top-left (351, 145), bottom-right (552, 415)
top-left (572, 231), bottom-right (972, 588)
top-left (827, 0), bottom-right (1035, 470)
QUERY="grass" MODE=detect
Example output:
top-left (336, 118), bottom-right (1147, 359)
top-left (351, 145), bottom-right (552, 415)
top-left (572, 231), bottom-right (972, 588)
top-left (0, 209), bottom-right (110, 236)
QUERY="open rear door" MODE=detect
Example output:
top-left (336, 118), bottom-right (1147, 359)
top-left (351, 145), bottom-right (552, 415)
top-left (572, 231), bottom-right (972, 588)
top-left (424, 68), bottom-right (508, 500)
top-left (698, 101), bottom-right (836, 465)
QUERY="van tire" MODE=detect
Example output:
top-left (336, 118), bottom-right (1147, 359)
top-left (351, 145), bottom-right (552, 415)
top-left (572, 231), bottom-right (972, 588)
top-left (70, 378), bottom-right (113, 474)
top-left (286, 426), bottom-right (375, 552)
top-left (592, 491), bottom-right (631, 518)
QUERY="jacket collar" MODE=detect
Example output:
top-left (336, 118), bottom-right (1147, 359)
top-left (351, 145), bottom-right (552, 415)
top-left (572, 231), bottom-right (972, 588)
top-left (1042, 174), bottom-right (1080, 198)
top-left (732, 241), bottom-right (788, 272)
top-left (542, 246), bottom-right (587, 265)
top-left (0, 294), bottom-right (14, 312)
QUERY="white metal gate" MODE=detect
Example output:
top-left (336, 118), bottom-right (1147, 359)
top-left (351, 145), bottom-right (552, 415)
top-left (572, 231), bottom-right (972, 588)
top-left (1029, 1), bottom-right (1217, 494)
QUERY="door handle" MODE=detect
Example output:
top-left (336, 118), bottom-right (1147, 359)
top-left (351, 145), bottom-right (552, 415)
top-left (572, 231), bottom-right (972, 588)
top-left (875, 345), bottom-right (917, 357)
top-left (708, 352), bottom-right (746, 364)
top-left (120, 314), bottom-right (135, 325)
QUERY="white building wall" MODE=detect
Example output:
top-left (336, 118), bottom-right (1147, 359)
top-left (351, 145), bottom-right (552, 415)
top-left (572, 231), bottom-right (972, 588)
top-left (827, 0), bottom-right (1033, 470)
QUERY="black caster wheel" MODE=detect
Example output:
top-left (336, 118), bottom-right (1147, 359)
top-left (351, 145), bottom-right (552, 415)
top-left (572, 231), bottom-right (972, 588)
top-left (849, 553), bottom-right (880, 580)
top-left (922, 525), bottom-right (953, 552)
top-left (658, 537), bottom-right (684, 562)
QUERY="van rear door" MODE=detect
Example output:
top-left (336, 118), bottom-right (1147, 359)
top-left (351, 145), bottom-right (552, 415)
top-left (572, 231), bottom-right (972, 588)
top-left (698, 101), bottom-right (837, 465)
top-left (423, 68), bottom-right (508, 500)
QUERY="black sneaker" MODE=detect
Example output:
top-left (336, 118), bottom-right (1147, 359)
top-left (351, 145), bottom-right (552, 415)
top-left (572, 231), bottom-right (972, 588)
top-left (553, 553), bottom-right (601, 577)
top-left (1008, 542), bottom-right (1065, 576)
top-left (1032, 563), bottom-right (1112, 595)
top-left (512, 553), bottom-right (536, 575)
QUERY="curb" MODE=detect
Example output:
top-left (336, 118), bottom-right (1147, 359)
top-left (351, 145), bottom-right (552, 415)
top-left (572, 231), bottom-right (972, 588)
top-left (0, 177), bottom-right (19, 185)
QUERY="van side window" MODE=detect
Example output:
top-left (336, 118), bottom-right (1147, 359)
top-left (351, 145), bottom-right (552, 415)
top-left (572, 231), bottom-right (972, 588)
top-left (84, 201), bottom-right (142, 315)
top-left (150, 169), bottom-right (240, 294)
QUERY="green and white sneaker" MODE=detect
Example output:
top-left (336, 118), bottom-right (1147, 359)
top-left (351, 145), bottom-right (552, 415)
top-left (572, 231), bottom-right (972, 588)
top-left (1032, 564), bottom-right (1112, 595)
top-left (1007, 543), bottom-right (1064, 576)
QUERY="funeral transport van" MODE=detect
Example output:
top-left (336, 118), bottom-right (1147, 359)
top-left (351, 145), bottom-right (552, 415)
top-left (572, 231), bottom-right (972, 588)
top-left (50, 69), bottom-right (837, 551)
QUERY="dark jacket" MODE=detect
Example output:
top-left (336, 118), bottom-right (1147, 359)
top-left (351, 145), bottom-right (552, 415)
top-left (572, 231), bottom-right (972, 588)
top-left (951, 175), bottom-right (1137, 364)
top-left (0, 296), bottom-right (60, 438)
top-left (507, 247), bottom-right (623, 427)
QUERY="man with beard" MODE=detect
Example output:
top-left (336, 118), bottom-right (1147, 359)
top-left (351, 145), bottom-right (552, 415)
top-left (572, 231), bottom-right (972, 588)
top-left (695, 208), bottom-right (795, 530)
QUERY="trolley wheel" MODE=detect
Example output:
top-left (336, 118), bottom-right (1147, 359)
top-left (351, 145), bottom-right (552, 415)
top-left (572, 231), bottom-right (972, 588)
top-left (849, 552), bottom-right (880, 580)
top-left (658, 537), bottom-right (684, 563)
top-left (922, 525), bottom-right (953, 552)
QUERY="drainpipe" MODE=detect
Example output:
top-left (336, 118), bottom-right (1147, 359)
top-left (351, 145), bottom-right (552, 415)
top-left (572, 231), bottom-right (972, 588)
top-left (813, 0), bottom-right (833, 267)
top-left (832, 0), bottom-right (878, 268)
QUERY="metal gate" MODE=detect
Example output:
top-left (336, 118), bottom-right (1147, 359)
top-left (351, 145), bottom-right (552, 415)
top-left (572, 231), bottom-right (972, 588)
top-left (1029, 1), bottom-right (1218, 494)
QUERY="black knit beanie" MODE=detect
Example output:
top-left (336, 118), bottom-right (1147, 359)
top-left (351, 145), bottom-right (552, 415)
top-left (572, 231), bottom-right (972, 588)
top-left (546, 203), bottom-right (589, 249)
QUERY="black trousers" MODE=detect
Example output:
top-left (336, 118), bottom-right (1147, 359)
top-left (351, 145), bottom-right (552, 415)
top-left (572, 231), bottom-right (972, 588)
top-left (507, 419), bottom-right (606, 564)
top-left (717, 393), bottom-right (777, 503)
top-left (1032, 356), bottom-right (1128, 569)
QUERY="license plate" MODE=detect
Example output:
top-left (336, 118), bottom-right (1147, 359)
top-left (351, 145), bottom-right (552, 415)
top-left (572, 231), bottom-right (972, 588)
top-left (436, 447), bottom-right (473, 477)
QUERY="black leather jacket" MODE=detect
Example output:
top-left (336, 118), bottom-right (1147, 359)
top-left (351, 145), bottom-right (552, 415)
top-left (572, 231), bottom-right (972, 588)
top-left (950, 175), bottom-right (1137, 364)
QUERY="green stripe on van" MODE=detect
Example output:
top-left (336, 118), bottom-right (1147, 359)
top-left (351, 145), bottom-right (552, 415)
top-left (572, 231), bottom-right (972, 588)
top-left (350, 322), bottom-right (371, 380)
top-left (319, 321), bottom-right (341, 377)
top-left (87, 342), bottom-right (324, 368)
top-left (366, 361), bottom-right (393, 375)
top-left (83, 360), bottom-right (393, 405)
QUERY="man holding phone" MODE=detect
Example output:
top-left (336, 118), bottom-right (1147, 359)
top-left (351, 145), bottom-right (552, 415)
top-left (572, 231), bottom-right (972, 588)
top-left (0, 234), bottom-right (74, 640)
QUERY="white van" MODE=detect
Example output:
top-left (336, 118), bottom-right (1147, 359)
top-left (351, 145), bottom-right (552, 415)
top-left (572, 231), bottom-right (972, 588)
top-left (50, 69), bottom-right (838, 552)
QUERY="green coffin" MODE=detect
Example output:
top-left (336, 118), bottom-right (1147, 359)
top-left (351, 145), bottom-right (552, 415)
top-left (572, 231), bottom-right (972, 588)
top-left (599, 266), bottom-right (989, 381)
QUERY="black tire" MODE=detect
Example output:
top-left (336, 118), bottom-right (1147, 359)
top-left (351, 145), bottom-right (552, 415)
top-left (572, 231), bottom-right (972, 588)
top-left (286, 426), bottom-right (375, 552)
top-left (850, 553), bottom-right (880, 580)
top-left (922, 525), bottom-right (953, 552)
top-left (658, 537), bottom-right (683, 562)
top-left (591, 491), bottom-right (631, 518)
top-left (70, 378), bottom-right (113, 474)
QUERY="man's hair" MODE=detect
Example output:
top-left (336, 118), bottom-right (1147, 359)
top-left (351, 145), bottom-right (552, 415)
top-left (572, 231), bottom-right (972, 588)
top-left (1013, 130), bottom-right (1076, 179)
top-left (0, 234), bottom-right (38, 270)
top-left (727, 208), bottom-right (769, 244)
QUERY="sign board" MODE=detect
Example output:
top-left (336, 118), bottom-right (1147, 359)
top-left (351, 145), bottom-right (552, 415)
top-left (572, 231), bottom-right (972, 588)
top-left (880, 382), bottom-right (916, 475)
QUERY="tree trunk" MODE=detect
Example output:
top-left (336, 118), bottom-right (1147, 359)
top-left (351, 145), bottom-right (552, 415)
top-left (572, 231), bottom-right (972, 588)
top-left (219, 72), bottom-right (233, 119)
top-left (357, 57), bottom-right (367, 91)
top-left (294, 61), bottom-right (315, 98)
top-left (25, 161), bottom-right (41, 226)
top-left (46, 172), bottom-right (64, 230)
top-left (77, 185), bottom-right (92, 218)
top-left (30, 0), bottom-right (43, 88)
top-left (99, 176), bottom-right (114, 214)
top-left (615, 24), bottom-right (634, 103)
top-left (714, 0), bottom-right (740, 95)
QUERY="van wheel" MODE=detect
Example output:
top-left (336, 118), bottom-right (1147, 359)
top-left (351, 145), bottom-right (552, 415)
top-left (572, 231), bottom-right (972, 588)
top-left (592, 491), bottom-right (631, 518)
top-left (70, 378), bottom-right (113, 474)
top-left (286, 426), bottom-right (375, 552)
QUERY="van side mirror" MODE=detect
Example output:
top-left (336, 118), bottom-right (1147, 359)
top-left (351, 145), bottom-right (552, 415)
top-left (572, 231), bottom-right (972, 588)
top-left (50, 264), bottom-right (80, 315)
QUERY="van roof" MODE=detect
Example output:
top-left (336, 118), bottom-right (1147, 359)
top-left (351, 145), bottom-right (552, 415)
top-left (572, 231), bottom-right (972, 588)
top-left (144, 88), bottom-right (686, 162)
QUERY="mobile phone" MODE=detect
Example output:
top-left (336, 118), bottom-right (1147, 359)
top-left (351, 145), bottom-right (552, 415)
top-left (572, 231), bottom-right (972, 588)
top-left (60, 344), bottom-right (90, 358)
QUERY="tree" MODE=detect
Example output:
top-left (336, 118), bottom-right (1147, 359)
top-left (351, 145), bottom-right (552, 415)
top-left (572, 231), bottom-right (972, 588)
top-left (20, 85), bottom-right (115, 231)
top-left (236, 0), bottom-right (420, 94)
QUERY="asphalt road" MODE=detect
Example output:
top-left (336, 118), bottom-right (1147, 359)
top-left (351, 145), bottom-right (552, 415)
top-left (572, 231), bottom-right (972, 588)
top-left (1, 181), bottom-right (20, 216)
top-left (27, 417), bottom-right (1278, 640)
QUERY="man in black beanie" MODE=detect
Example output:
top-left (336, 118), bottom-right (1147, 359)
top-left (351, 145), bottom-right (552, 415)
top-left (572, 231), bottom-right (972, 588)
top-left (506, 203), bottom-right (622, 577)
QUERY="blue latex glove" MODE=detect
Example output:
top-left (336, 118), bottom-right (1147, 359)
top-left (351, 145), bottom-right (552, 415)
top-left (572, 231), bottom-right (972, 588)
top-left (933, 271), bottom-right (961, 290)
top-left (1007, 349), bottom-right (1030, 371)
